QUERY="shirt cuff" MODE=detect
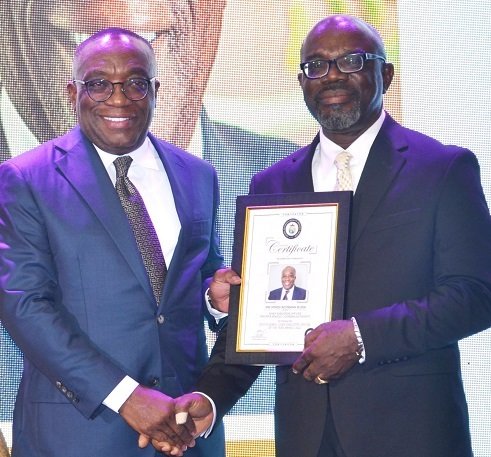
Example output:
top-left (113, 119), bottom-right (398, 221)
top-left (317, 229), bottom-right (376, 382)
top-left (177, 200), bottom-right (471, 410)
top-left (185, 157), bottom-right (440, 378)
top-left (351, 317), bottom-right (366, 364)
top-left (204, 288), bottom-right (228, 322)
top-left (102, 376), bottom-right (139, 413)
top-left (192, 391), bottom-right (217, 438)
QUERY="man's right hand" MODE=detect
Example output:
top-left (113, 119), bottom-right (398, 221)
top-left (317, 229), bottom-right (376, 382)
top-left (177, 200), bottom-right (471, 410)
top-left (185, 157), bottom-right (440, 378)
top-left (208, 268), bottom-right (241, 313)
top-left (119, 385), bottom-right (196, 453)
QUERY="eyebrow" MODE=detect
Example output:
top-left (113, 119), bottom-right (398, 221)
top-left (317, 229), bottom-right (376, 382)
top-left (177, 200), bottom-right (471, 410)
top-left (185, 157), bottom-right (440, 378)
top-left (303, 48), bottom-right (367, 61)
top-left (82, 68), bottom-right (151, 80)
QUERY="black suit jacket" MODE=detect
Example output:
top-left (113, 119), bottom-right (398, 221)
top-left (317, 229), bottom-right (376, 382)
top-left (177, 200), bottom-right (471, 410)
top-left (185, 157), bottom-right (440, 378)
top-left (198, 114), bottom-right (491, 457)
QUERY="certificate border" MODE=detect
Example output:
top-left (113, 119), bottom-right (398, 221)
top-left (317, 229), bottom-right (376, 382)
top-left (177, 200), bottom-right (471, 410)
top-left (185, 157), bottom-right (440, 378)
top-left (226, 191), bottom-right (352, 365)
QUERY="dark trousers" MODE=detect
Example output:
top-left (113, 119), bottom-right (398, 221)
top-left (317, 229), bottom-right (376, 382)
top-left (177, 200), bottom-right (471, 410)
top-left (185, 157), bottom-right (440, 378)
top-left (317, 388), bottom-right (347, 457)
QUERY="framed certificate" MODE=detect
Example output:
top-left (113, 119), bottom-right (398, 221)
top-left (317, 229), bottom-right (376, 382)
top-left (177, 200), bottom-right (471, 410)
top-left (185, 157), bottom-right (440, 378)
top-left (226, 191), bottom-right (352, 365)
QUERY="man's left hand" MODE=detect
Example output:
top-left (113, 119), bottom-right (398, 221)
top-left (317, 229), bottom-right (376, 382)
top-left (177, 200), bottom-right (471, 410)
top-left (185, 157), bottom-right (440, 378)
top-left (292, 320), bottom-right (360, 383)
top-left (208, 268), bottom-right (241, 313)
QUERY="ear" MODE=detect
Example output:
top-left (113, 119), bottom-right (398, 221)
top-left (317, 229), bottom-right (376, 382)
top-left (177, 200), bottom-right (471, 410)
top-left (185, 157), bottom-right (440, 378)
top-left (297, 72), bottom-right (304, 86)
top-left (154, 79), bottom-right (160, 107)
top-left (66, 81), bottom-right (77, 112)
top-left (382, 62), bottom-right (394, 94)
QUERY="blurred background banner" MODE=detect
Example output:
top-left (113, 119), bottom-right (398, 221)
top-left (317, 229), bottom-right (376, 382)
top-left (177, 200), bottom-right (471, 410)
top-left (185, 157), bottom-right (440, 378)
top-left (1, 1), bottom-right (490, 456)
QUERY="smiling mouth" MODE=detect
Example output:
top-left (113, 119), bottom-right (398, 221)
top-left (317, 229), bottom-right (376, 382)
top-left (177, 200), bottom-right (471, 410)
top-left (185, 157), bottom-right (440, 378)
top-left (104, 116), bottom-right (131, 122)
top-left (318, 89), bottom-right (353, 103)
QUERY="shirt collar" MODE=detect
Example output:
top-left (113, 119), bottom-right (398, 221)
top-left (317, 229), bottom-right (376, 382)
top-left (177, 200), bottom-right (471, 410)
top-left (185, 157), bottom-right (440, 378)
top-left (318, 110), bottom-right (386, 162)
top-left (95, 136), bottom-right (160, 172)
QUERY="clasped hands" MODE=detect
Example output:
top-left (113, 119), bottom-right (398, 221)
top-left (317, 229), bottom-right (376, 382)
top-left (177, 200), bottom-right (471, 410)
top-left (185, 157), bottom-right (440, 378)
top-left (126, 269), bottom-right (360, 455)
top-left (120, 386), bottom-right (214, 456)
top-left (128, 321), bottom-right (360, 456)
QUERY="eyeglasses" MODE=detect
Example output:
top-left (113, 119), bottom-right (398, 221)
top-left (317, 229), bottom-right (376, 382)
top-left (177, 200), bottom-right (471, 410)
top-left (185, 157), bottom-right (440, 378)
top-left (72, 77), bottom-right (157, 102)
top-left (300, 53), bottom-right (386, 79)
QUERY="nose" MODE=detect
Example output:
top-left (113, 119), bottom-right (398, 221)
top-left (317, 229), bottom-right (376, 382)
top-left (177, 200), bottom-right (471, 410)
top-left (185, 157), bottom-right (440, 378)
top-left (105, 83), bottom-right (130, 105)
top-left (323, 61), bottom-right (349, 82)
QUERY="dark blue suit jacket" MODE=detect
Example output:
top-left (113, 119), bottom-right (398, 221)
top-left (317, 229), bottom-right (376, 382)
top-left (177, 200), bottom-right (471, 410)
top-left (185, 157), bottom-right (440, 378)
top-left (198, 114), bottom-right (491, 457)
top-left (0, 126), bottom-right (225, 456)
top-left (0, 111), bottom-right (299, 429)
top-left (268, 287), bottom-right (307, 301)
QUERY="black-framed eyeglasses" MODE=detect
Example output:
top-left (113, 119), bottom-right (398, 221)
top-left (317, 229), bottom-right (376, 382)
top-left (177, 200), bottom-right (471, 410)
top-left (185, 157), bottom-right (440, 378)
top-left (72, 77), bottom-right (157, 102)
top-left (300, 53), bottom-right (386, 79)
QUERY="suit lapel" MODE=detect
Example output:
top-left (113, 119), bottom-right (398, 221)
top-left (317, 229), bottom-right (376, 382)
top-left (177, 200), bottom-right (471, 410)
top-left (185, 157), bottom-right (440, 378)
top-left (282, 135), bottom-right (318, 193)
top-left (148, 134), bottom-right (191, 308)
top-left (350, 116), bottom-right (408, 248)
top-left (54, 127), bottom-right (154, 303)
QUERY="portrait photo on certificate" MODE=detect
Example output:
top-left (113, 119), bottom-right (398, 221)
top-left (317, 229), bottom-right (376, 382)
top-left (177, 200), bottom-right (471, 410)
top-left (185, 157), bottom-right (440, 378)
top-left (226, 192), bottom-right (351, 365)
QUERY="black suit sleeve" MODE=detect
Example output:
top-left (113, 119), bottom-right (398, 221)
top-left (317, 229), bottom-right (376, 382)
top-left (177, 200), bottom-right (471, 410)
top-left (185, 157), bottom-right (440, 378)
top-left (356, 149), bottom-right (491, 369)
top-left (197, 325), bottom-right (262, 421)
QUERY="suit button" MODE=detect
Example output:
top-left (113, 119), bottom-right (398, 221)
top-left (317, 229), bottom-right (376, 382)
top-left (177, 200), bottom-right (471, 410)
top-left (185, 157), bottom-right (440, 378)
top-left (67, 391), bottom-right (74, 399)
top-left (61, 386), bottom-right (67, 394)
top-left (157, 314), bottom-right (165, 324)
top-left (56, 381), bottom-right (62, 389)
top-left (150, 377), bottom-right (160, 387)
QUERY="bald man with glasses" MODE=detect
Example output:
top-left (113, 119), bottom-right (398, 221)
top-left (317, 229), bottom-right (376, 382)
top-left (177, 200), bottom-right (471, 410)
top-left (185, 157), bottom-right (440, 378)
top-left (0, 28), bottom-right (229, 457)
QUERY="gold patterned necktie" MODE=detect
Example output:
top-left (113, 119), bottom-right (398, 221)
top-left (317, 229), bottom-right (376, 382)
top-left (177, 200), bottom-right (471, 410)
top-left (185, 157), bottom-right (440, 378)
top-left (114, 155), bottom-right (167, 304)
top-left (334, 150), bottom-right (353, 191)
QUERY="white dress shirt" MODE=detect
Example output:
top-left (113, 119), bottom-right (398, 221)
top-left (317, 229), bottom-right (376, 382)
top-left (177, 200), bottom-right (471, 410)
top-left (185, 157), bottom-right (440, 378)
top-left (312, 110), bottom-right (386, 194)
top-left (281, 287), bottom-right (295, 300)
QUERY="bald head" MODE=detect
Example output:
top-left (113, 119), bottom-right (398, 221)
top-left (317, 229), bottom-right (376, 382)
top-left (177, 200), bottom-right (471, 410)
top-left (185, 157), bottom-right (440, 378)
top-left (73, 27), bottom-right (156, 79)
top-left (301, 15), bottom-right (386, 62)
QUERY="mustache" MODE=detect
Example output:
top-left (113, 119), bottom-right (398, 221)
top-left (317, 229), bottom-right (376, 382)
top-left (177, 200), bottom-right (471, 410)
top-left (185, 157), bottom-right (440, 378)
top-left (318, 82), bottom-right (356, 93)
top-left (314, 83), bottom-right (359, 103)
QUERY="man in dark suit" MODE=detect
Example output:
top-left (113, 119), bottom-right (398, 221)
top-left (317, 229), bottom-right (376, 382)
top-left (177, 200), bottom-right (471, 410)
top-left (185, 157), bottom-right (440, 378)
top-left (0, 28), bottom-right (227, 457)
top-left (152, 15), bottom-right (491, 457)
top-left (268, 266), bottom-right (307, 301)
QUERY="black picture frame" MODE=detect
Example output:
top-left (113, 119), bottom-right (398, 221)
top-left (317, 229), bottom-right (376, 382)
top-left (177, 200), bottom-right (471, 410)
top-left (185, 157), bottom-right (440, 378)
top-left (225, 191), bottom-right (352, 365)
